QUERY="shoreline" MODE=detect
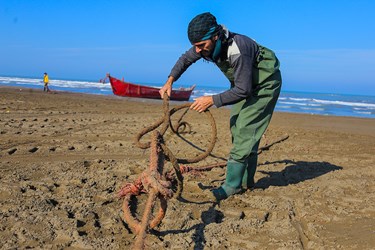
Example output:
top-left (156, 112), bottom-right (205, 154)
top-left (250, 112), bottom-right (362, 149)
top-left (1, 86), bottom-right (375, 248)
top-left (1, 85), bottom-right (374, 120)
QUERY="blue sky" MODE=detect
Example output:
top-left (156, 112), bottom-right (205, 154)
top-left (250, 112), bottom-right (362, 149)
top-left (1, 0), bottom-right (374, 95)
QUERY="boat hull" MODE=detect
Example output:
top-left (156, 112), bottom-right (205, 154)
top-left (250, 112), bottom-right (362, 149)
top-left (109, 76), bottom-right (194, 101)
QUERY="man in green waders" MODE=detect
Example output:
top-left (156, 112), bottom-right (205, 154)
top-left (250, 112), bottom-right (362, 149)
top-left (159, 12), bottom-right (282, 201)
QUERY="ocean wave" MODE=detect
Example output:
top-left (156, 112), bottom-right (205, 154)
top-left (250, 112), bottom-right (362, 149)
top-left (279, 101), bottom-right (322, 107)
top-left (312, 98), bottom-right (375, 108)
top-left (1, 76), bottom-right (375, 118)
top-left (354, 111), bottom-right (372, 115)
top-left (0, 76), bottom-right (112, 90)
top-left (300, 107), bottom-right (325, 111)
top-left (289, 97), bottom-right (311, 101)
top-left (279, 101), bottom-right (307, 106)
top-left (0, 76), bottom-right (41, 83)
top-left (276, 105), bottom-right (293, 109)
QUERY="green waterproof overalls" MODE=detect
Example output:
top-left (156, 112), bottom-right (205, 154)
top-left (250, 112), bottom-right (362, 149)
top-left (214, 45), bottom-right (282, 198)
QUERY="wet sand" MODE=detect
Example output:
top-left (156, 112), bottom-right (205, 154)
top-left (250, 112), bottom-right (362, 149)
top-left (1, 86), bottom-right (374, 249)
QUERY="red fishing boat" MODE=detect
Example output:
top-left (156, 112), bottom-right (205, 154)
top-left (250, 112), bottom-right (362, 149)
top-left (107, 75), bottom-right (195, 101)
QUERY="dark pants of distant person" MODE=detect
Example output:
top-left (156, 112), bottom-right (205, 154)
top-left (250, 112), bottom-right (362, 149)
top-left (44, 83), bottom-right (50, 92)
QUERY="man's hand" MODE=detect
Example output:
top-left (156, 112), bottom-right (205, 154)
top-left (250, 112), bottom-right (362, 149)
top-left (159, 76), bottom-right (174, 98)
top-left (190, 96), bottom-right (214, 113)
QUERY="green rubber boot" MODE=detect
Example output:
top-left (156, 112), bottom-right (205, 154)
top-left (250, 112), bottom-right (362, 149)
top-left (242, 154), bottom-right (258, 190)
top-left (212, 159), bottom-right (246, 200)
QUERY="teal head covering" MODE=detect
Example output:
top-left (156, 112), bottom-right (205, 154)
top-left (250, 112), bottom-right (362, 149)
top-left (188, 12), bottom-right (220, 44)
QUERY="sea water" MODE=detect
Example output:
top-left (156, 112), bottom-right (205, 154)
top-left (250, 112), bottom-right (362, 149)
top-left (1, 76), bottom-right (374, 119)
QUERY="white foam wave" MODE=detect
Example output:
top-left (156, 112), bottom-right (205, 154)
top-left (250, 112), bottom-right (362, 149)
top-left (289, 97), bottom-right (310, 101)
top-left (279, 101), bottom-right (323, 107)
top-left (0, 76), bottom-right (112, 90)
top-left (313, 98), bottom-right (375, 109)
top-left (276, 105), bottom-right (293, 109)
top-left (279, 101), bottom-right (307, 106)
top-left (202, 92), bottom-right (220, 96)
top-left (354, 111), bottom-right (372, 115)
top-left (300, 107), bottom-right (325, 111)
top-left (0, 76), bottom-right (41, 84)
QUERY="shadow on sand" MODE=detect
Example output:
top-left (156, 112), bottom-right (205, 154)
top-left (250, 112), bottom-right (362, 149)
top-left (152, 159), bottom-right (343, 249)
top-left (152, 204), bottom-right (222, 249)
top-left (256, 159), bottom-right (343, 189)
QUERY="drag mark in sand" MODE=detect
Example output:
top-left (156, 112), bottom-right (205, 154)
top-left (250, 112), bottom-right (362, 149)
top-left (288, 200), bottom-right (309, 249)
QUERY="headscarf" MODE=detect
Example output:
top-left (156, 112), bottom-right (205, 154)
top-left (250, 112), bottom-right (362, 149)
top-left (187, 12), bottom-right (221, 44)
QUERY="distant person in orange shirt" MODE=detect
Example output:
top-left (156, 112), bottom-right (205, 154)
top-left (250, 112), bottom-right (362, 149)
top-left (43, 72), bottom-right (50, 92)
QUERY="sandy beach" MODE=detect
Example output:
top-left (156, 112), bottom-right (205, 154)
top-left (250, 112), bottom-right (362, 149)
top-left (0, 86), bottom-right (374, 249)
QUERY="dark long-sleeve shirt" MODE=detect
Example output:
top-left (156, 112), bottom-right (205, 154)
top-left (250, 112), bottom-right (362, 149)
top-left (169, 28), bottom-right (259, 107)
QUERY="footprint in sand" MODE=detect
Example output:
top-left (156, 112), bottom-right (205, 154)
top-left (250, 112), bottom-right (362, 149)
top-left (8, 148), bottom-right (17, 155)
top-left (29, 147), bottom-right (39, 153)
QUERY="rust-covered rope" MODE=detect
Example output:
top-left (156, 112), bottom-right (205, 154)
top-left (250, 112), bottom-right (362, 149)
top-left (120, 131), bottom-right (170, 249)
top-left (134, 102), bottom-right (217, 162)
top-left (119, 94), bottom-right (290, 249)
top-left (119, 94), bottom-right (218, 249)
top-left (133, 94), bottom-right (217, 196)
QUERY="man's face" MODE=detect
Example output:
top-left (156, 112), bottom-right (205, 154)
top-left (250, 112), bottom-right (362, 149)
top-left (193, 38), bottom-right (215, 57)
